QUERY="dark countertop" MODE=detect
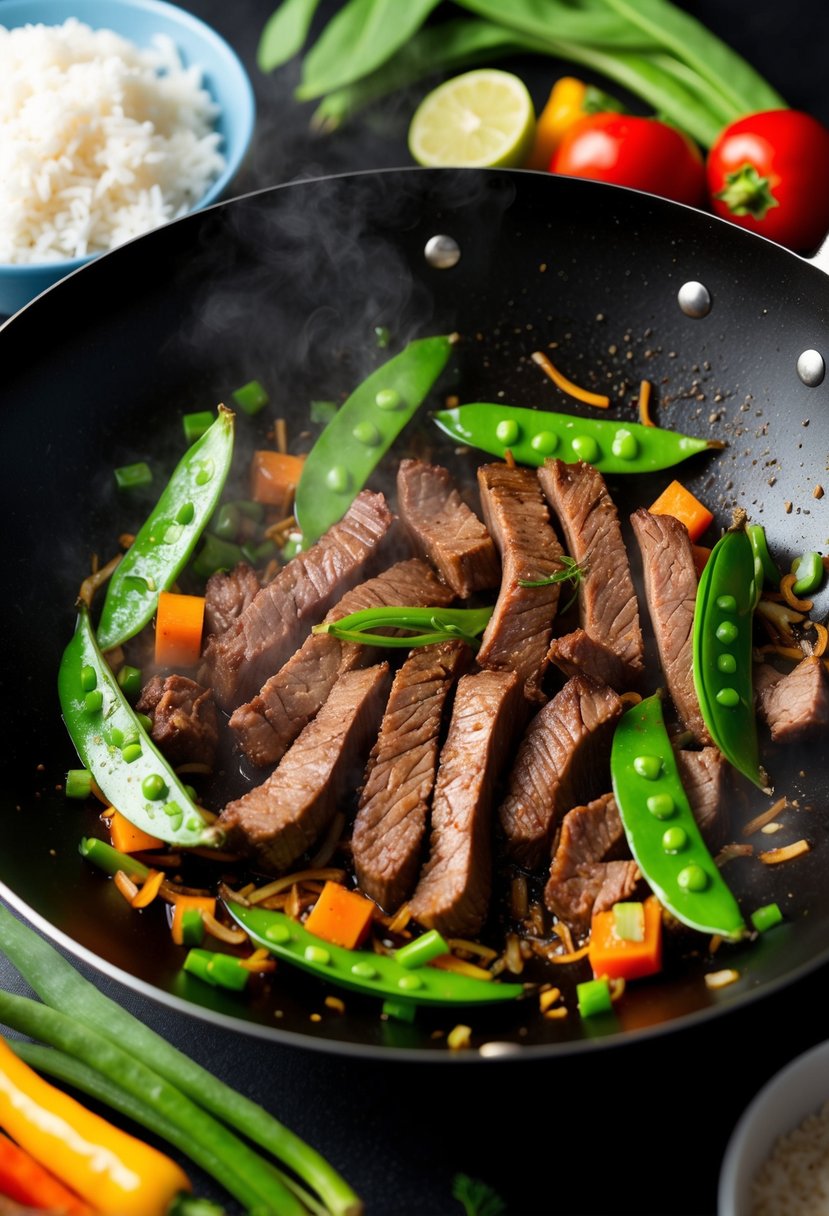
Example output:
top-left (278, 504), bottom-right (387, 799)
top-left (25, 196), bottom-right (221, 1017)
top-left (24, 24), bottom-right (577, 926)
top-left (3, 4), bottom-right (829, 1214)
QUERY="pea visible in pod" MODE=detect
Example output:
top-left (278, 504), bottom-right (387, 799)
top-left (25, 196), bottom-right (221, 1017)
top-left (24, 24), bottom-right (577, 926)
top-left (96, 407), bottom-right (235, 651)
top-left (432, 402), bottom-right (720, 474)
top-left (611, 695), bottom-right (746, 940)
top-left (692, 525), bottom-right (767, 789)
top-left (59, 605), bottom-right (222, 848)
top-left (294, 334), bottom-right (456, 546)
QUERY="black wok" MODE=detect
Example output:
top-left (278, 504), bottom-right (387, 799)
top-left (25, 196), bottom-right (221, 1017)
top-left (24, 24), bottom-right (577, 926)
top-left (2, 167), bottom-right (828, 1059)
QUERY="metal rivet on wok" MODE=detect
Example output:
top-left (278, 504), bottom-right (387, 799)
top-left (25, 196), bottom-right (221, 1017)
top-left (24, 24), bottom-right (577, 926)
top-left (796, 348), bottom-right (825, 387)
top-left (677, 280), bottom-right (712, 318)
top-left (424, 234), bottom-right (461, 269)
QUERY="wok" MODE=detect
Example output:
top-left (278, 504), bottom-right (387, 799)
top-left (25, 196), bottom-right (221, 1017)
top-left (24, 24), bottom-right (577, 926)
top-left (2, 167), bottom-right (828, 1059)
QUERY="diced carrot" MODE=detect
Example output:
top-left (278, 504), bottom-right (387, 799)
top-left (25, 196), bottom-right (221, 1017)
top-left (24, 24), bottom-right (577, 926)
top-left (304, 881), bottom-right (375, 950)
top-left (108, 810), bottom-right (163, 854)
top-left (648, 479), bottom-right (714, 543)
top-left (0, 1131), bottom-right (94, 1214)
top-left (589, 896), bottom-right (663, 981)
top-left (154, 591), bottom-right (205, 668)
top-left (250, 450), bottom-right (305, 510)
top-left (691, 544), bottom-right (712, 577)
top-left (170, 895), bottom-right (216, 946)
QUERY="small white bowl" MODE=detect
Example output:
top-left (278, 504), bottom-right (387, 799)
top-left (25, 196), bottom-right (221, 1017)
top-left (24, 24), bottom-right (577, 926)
top-left (719, 1038), bottom-right (829, 1215)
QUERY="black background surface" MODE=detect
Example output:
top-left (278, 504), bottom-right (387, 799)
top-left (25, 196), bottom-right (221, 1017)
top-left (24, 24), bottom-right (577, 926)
top-left (3, 3), bottom-right (829, 1214)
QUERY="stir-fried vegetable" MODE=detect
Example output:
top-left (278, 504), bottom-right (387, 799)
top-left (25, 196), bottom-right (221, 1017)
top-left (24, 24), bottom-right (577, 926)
top-left (0, 1128), bottom-right (93, 1215)
top-left (313, 605), bottom-right (494, 648)
top-left (648, 479), bottom-right (713, 543)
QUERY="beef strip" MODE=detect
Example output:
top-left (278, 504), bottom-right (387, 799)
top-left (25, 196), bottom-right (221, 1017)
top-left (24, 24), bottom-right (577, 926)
top-left (409, 669), bottom-right (522, 937)
top-left (539, 460), bottom-right (644, 691)
top-left (498, 674), bottom-right (623, 870)
top-left (631, 508), bottom-right (709, 742)
top-left (352, 640), bottom-right (470, 911)
top-left (201, 489), bottom-right (393, 711)
top-left (545, 793), bottom-right (640, 931)
top-left (755, 657), bottom-right (829, 743)
top-left (676, 746), bottom-right (730, 850)
top-left (396, 458), bottom-right (500, 597)
top-left (203, 561), bottom-right (261, 638)
top-left (135, 674), bottom-right (219, 768)
top-left (229, 558), bottom-right (454, 767)
top-left (475, 463), bottom-right (565, 701)
top-left (218, 664), bottom-right (391, 874)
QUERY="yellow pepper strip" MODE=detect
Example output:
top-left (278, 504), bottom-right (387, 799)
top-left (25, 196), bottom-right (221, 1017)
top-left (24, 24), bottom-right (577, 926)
top-left (525, 76), bottom-right (588, 170)
top-left (0, 1035), bottom-right (190, 1215)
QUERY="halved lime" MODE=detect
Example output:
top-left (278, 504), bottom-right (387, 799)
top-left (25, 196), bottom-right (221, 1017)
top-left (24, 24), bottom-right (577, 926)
top-left (408, 69), bottom-right (536, 169)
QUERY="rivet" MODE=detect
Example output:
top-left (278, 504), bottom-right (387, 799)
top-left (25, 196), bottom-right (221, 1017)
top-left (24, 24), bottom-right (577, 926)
top-left (796, 349), bottom-right (825, 387)
top-left (677, 281), bottom-right (712, 318)
top-left (424, 234), bottom-right (461, 269)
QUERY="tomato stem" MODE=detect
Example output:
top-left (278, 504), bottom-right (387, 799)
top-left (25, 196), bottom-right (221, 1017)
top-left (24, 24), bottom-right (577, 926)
top-left (715, 163), bottom-right (779, 219)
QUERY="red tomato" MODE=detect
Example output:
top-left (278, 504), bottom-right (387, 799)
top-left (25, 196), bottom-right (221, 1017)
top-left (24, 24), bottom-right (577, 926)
top-left (706, 109), bottom-right (829, 252)
top-left (550, 113), bottom-right (706, 207)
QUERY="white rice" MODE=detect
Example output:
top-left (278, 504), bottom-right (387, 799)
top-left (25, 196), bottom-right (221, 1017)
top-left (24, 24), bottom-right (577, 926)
top-left (0, 18), bottom-right (227, 264)
top-left (752, 1100), bottom-right (829, 1215)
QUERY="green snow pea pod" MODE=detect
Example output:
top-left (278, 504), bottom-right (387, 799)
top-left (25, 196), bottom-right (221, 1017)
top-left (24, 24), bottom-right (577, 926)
top-left (432, 403), bottom-right (721, 474)
top-left (294, 334), bottom-right (456, 546)
top-left (692, 526), bottom-right (766, 789)
top-left (59, 606), bottom-right (223, 848)
top-left (611, 695), bottom-right (746, 940)
top-left (225, 901), bottom-right (525, 1008)
top-left (97, 407), bottom-right (235, 651)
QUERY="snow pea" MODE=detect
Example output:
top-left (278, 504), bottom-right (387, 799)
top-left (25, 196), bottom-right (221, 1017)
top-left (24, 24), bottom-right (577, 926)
top-left (432, 403), bottom-right (719, 474)
top-left (225, 900), bottom-right (525, 1008)
top-left (294, 334), bottom-right (455, 546)
top-left (692, 526), bottom-right (766, 789)
top-left (96, 407), bottom-right (235, 651)
top-left (611, 694), bottom-right (746, 940)
top-left (59, 605), bottom-right (222, 848)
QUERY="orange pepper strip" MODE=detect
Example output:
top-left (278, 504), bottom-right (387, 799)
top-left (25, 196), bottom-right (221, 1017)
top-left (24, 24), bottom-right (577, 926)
top-left (648, 479), bottom-right (714, 543)
top-left (131, 868), bottom-right (165, 909)
top-left (638, 379), bottom-right (655, 427)
top-left (531, 350), bottom-right (611, 408)
top-left (154, 591), bottom-right (205, 668)
top-left (304, 881), bottom-right (375, 950)
top-left (589, 897), bottom-right (663, 981)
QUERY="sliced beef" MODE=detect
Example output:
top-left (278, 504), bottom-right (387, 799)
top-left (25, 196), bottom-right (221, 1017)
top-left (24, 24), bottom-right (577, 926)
top-left (676, 746), bottom-right (730, 850)
top-left (409, 669), bottom-right (522, 937)
top-left (545, 793), bottom-right (640, 931)
top-left (498, 674), bottom-right (623, 870)
top-left (755, 657), bottom-right (829, 743)
top-left (352, 641), bottom-right (470, 911)
top-left (539, 460), bottom-right (644, 691)
top-left (396, 458), bottom-right (500, 597)
top-left (218, 664), bottom-right (391, 874)
top-left (135, 674), bottom-right (219, 768)
top-left (631, 508), bottom-right (709, 742)
top-left (475, 463), bottom-right (565, 701)
top-left (201, 490), bottom-right (393, 710)
top-left (229, 559), bottom-right (454, 767)
top-left (203, 561), bottom-right (261, 638)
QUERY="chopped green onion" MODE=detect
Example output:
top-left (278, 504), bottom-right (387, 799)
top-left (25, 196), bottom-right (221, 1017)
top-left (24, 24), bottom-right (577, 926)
top-left (65, 769), bottom-right (93, 800)
top-left (792, 551), bottom-right (824, 596)
top-left (310, 400), bottom-right (338, 425)
top-left (577, 978), bottom-right (613, 1018)
top-left (232, 380), bottom-right (269, 416)
top-left (181, 908), bottom-right (206, 948)
top-left (184, 949), bottom-right (249, 991)
top-left (182, 411), bottom-right (214, 444)
top-left (395, 930), bottom-right (449, 970)
top-left (234, 500), bottom-right (265, 524)
top-left (751, 902), bottom-right (783, 933)
top-left (381, 999), bottom-right (416, 1023)
top-left (313, 605), bottom-right (494, 649)
top-left (191, 535), bottom-right (244, 580)
top-left (79, 836), bottom-right (151, 881)
top-left (116, 665), bottom-right (142, 701)
top-left (114, 462), bottom-right (152, 491)
top-left (212, 503), bottom-right (242, 541)
top-left (612, 902), bottom-right (645, 943)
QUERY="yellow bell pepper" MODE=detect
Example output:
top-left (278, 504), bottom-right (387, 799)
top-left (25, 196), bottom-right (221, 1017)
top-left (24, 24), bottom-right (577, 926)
top-left (526, 76), bottom-right (623, 171)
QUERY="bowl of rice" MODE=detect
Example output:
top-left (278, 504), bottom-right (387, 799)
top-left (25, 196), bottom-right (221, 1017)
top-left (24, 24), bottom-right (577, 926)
top-left (0, 0), bottom-right (256, 316)
top-left (719, 1038), bottom-right (829, 1215)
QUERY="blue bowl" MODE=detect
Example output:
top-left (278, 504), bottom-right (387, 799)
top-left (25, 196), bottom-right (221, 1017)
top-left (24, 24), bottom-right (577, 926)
top-left (0, 0), bottom-right (255, 315)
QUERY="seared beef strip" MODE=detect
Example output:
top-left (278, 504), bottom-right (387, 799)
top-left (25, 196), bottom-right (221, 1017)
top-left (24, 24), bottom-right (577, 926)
top-left (201, 490), bottom-right (393, 711)
top-left (229, 559), bottom-right (454, 767)
top-left (475, 463), bottom-right (565, 701)
top-left (352, 640), bottom-right (470, 911)
top-left (631, 508), bottom-right (709, 742)
top-left (396, 458), bottom-right (500, 597)
top-left (203, 561), bottom-right (261, 638)
top-left (218, 664), bottom-right (391, 874)
top-left (545, 793), bottom-right (640, 931)
top-left (409, 669), bottom-right (522, 937)
top-left (676, 747), bottom-right (730, 850)
top-left (135, 675), bottom-right (219, 768)
top-left (755, 657), bottom-right (829, 743)
top-left (498, 674), bottom-right (623, 870)
top-left (539, 460), bottom-right (643, 691)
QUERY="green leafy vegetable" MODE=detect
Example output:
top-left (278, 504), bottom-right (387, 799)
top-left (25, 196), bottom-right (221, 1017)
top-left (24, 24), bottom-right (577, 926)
top-left (258, 0), bottom-right (323, 72)
top-left (452, 1173), bottom-right (506, 1216)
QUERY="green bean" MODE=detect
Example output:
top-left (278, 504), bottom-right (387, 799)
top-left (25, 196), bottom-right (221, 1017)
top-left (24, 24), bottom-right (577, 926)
top-left (611, 694), bottom-right (746, 939)
top-left (295, 334), bottom-right (455, 546)
top-left (258, 0), bottom-right (323, 72)
top-left (0, 904), bottom-right (363, 1216)
top-left (97, 407), bottom-right (234, 652)
top-left (433, 402), bottom-right (720, 475)
top-left (692, 526), bottom-right (767, 790)
top-left (312, 605), bottom-right (494, 648)
top-left (226, 901), bottom-right (525, 1007)
top-left (59, 606), bottom-right (222, 848)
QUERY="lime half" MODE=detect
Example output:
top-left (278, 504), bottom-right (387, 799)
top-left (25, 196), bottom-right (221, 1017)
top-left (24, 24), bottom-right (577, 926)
top-left (408, 69), bottom-right (536, 169)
